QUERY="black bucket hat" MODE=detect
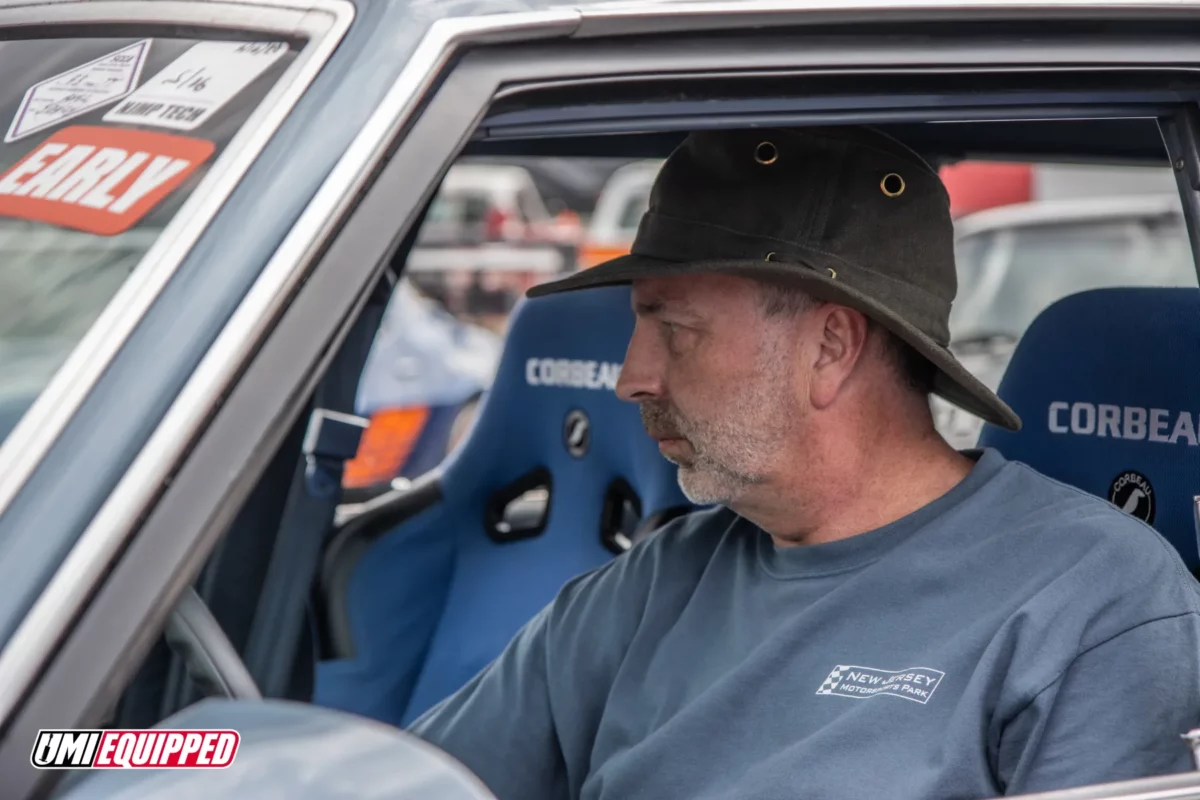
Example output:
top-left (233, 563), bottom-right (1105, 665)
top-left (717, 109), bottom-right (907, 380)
top-left (527, 126), bottom-right (1021, 432)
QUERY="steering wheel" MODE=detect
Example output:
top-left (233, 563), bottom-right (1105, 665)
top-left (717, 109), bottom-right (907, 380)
top-left (163, 587), bottom-right (262, 701)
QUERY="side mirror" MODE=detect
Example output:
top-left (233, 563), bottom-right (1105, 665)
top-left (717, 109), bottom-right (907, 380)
top-left (52, 698), bottom-right (497, 799)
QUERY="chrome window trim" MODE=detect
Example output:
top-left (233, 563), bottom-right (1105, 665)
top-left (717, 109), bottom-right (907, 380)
top-left (0, 0), bottom-right (313, 27)
top-left (0, 7), bottom-right (579, 726)
top-left (0, 0), bottom-right (355, 526)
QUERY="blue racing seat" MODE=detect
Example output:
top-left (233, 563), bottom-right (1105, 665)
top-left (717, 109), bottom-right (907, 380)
top-left (315, 285), bottom-right (693, 726)
top-left (979, 286), bottom-right (1200, 570)
top-left (398, 401), bottom-right (471, 479)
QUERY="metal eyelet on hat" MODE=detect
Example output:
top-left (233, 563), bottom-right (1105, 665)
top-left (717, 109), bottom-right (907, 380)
top-left (755, 142), bottom-right (778, 165)
top-left (765, 252), bottom-right (776, 261)
top-left (880, 173), bottom-right (905, 197)
top-left (827, 268), bottom-right (837, 279)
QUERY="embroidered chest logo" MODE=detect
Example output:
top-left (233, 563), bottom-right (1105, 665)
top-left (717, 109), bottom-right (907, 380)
top-left (816, 665), bottom-right (945, 705)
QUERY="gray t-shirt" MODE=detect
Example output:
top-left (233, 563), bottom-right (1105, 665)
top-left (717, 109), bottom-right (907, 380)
top-left (409, 448), bottom-right (1200, 799)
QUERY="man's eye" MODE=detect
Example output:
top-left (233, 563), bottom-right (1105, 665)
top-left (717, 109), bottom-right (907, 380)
top-left (660, 320), bottom-right (689, 354)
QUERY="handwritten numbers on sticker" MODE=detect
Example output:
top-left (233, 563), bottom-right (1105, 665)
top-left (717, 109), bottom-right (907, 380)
top-left (102, 41), bottom-right (287, 132)
top-left (233, 42), bottom-right (286, 57)
top-left (161, 67), bottom-right (210, 93)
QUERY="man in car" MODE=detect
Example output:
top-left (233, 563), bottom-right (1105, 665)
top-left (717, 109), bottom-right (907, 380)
top-left (408, 126), bottom-right (1200, 799)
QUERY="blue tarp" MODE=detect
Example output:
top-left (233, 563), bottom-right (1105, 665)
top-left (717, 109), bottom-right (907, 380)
top-left (355, 279), bottom-right (501, 415)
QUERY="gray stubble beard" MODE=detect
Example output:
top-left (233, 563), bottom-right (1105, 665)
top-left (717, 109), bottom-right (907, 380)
top-left (642, 332), bottom-right (798, 506)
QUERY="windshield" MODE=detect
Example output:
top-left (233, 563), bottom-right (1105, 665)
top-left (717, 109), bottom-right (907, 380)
top-left (949, 214), bottom-right (1197, 342)
top-left (0, 36), bottom-right (296, 448)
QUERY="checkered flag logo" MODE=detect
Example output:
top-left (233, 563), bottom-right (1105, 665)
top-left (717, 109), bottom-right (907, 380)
top-left (816, 665), bottom-right (848, 695)
top-left (813, 664), bottom-right (945, 704)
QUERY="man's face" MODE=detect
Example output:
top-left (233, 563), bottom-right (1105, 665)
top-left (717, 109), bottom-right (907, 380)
top-left (616, 274), bottom-right (803, 506)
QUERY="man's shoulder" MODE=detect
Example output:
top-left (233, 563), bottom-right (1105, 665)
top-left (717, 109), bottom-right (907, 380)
top-left (999, 459), bottom-right (1167, 539)
top-left (984, 458), bottom-right (1199, 603)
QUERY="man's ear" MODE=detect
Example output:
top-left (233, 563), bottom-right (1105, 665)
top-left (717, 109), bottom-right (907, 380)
top-left (808, 305), bottom-right (870, 409)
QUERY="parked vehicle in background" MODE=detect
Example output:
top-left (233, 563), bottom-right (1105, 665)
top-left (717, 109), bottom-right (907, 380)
top-left (473, 156), bottom-right (631, 218)
top-left (409, 162), bottom-right (580, 329)
top-left (576, 159), bottom-right (660, 269)
top-left (941, 160), bottom-right (1178, 217)
top-left (415, 163), bottom-right (572, 247)
top-left (574, 158), bottom-right (1179, 270)
top-left (343, 277), bottom-right (501, 502)
top-left (934, 194), bottom-right (1196, 449)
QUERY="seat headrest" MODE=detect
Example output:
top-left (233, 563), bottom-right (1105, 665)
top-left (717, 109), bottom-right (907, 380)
top-left (979, 287), bottom-right (1200, 567)
top-left (442, 285), bottom-right (688, 518)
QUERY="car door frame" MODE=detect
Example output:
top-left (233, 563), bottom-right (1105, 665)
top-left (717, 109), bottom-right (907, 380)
top-left (0, 11), bottom-right (581, 798)
top-left (0, 0), bottom-right (357, 730)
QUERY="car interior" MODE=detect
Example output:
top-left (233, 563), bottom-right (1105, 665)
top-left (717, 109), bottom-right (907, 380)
top-left (111, 129), bottom-right (1200, 722)
top-left (980, 286), bottom-right (1200, 573)
top-left (316, 284), bottom-right (696, 727)
top-left (38, 20), bottom-right (1200, 798)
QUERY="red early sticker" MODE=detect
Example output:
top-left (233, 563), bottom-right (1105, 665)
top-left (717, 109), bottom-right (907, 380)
top-left (0, 125), bottom-right (215, 235)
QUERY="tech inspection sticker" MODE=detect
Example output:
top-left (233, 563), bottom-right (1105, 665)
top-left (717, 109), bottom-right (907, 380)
top-left (0, 125), bottom-right (215, 235)
top-left (103, 41), bottom-right (288, 131)
top-left (5, 40), bottom-right (151, 143)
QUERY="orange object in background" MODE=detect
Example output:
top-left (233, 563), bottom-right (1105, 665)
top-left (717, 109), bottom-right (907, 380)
top-left (343, 406), bottom-right (430, 489)
top-left (577, 243), bottom-right (632, 269)
top-left (938, 161), bottom-right (1033, 218)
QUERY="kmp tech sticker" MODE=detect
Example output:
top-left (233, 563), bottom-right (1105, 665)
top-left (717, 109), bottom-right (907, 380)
top-left (0, 126), bottom-right (215, 235)
top-left (6, 40), bottom-right (151, 143)
top-left (104, 41), bottom-right (287, 131)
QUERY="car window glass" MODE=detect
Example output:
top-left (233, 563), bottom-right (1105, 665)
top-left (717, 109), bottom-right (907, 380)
top-left (0, 36), bottom-right (297, 453)
top-left (347, 155), bottom-right (1200, 492)
top-left (346, 154), bottom-right (631, 496)
top-left (936, 161), bottom-right (1196, 451)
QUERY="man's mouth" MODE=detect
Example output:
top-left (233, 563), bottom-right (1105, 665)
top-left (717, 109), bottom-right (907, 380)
top-left (651, 433), bottom-right (690, 457)
top-left (641, 405), bottom-right (689, 451)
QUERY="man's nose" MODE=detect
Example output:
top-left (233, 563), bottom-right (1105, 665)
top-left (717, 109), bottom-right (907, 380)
top-left (615, 323), bottom-right (665, 403)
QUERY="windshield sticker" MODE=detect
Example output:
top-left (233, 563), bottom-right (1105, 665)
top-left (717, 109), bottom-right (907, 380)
top-left (103, 41), bottom-right (288, 132)
top-left (0, 125), bottom-right (214, 235)
top-left (6, 40), bottom-right (151, 144)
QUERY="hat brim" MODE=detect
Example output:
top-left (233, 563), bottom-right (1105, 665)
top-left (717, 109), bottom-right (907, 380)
top-left (527, 255), bottom-right (1021, 432)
